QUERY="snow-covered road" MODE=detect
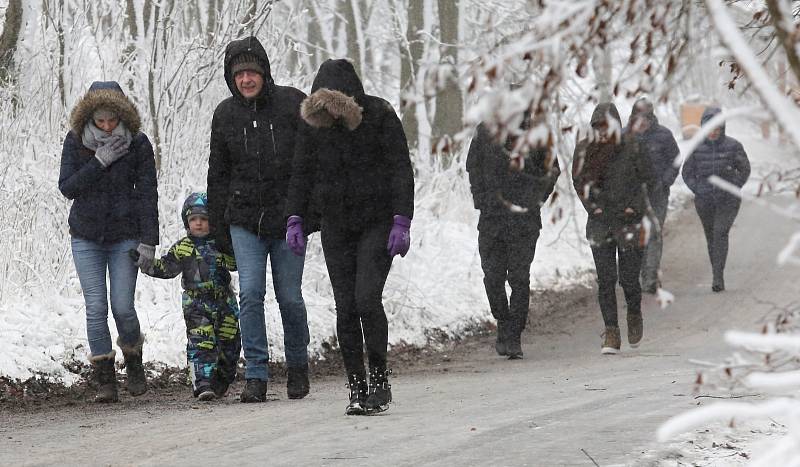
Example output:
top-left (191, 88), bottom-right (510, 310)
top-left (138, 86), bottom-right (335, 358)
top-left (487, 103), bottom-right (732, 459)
top-left (4, 185), bottom-right (798, 466)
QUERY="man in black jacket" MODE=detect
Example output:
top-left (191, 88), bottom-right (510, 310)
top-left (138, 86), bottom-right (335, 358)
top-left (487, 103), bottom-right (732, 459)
top-left (466, 113), bottom-right (560, 359)
top-left (626, 98), bottom-right (680, 294)
top-left (207, 36), bottom-right (310, 403)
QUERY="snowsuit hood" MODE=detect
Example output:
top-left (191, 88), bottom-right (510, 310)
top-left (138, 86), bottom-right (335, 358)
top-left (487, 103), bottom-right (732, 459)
top-left (302, 59), bottom-right (364, 130)
top-left (69, 81), bottom-right (141, 135)
top-left (223, 36), bottom-right (274, 104)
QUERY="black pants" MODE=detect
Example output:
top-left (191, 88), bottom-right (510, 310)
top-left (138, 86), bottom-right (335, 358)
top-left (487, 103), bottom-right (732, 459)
top-left (590, 240), bottom-right (643, 328)
top-left (477, 228), bottom-right (539, 333)
top-left (321, 221), bottom-right (392, 376)
top-left (694, 196), bottom-right (741, 286)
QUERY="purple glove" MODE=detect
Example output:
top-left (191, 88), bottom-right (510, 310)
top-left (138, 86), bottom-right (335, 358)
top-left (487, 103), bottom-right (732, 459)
top-left (387, 215), bottom-right (411, 258)
top-left (286, 215), bottom-right (306, 256)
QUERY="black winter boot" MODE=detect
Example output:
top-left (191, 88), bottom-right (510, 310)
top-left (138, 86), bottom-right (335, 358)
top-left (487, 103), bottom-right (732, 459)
top-left (209, 371), bottom-right (230, 398)
top-left (494, 320), bottom-right (508, 356)
top-left (89, 351), bottom-right (118, 403)
top-left (287, 366), bottom-right (310, 400)
top-left (365, 367), bottom-right (392, 414)
top-left (345, 372), bottom-right (368, 416)
top-left (118, 335), bottom-right (147, 396)
top-left (240, 379), bottom-right (268, 403)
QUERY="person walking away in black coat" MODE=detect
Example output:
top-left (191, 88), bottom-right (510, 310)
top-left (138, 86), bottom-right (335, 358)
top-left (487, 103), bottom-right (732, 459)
top-left (59, 81), bottom-right (158, 402)
top-left (466, 113), bottom-right (560, 360)
top-left (572, 103), bottom-right (656, 354)
top-left (207, 36), bottom-right (311, 403)
top-left (286, 59), bottom-right (415, 415)
top-left (626, 97), bottom-right (680, 294)
top-left (681, 107), bottom-right (750, 292)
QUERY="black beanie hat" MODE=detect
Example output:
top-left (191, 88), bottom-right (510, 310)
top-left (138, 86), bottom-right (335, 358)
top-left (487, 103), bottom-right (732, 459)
top-left (231, 52), bottom-right (265, 76)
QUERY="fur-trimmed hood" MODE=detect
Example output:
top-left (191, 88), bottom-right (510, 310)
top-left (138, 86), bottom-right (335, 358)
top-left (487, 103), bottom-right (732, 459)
top-left (301, 88), bottom-right (363, 130)
top-left (302, 59), bottom-right (365, 130)
top-left (69, 81), bottom-right (141, 135)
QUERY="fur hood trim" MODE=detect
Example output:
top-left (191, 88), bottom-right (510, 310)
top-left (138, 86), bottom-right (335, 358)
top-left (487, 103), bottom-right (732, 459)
top-left (301, 88), bottom-right (363, 131)
top-left (70, 89), bottom-right (142, 135)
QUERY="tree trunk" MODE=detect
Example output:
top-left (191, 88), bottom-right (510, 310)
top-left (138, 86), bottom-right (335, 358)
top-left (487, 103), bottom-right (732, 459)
top-left (148, 1), bottom-right (163, 170)
top-left (432, 0), bottom-right (463, 162)
top-left (241, 0), bottom-right (258, 35)
top-left (400, 0), bottom-right (424, 149)
top-left (306, 1), bottom-right (325, 70)
top-left (0, 0), bottom-right (23, 85)
top-left (206, 0), bottom-right (218, 45)
top-left (342, 0), bottom-right (361, 77)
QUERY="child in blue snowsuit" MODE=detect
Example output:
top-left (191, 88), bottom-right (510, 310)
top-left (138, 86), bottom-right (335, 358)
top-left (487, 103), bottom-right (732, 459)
top-left (138, 192), bottom-right (241, 400)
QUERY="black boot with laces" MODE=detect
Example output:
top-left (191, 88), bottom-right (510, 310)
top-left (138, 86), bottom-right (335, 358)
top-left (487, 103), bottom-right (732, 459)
top-left (365, 367), bottom-right (392, 414)
top-left (345, 372), bottom-right (368, 416)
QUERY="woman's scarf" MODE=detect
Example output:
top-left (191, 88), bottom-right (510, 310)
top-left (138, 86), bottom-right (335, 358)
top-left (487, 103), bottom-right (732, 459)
top-left (81, 120), bottom-right (133, 151)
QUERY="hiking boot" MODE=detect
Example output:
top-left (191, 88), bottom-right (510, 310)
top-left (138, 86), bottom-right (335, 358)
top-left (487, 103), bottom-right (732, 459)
top-left (197, 386), bottom-right (216, 401)
top-left (494, 320), bottom-right (508, 356)
top-left (601, 326), bottom-right (621, 355)
top-left (240, 379), bottom-right (267, 403)
top-left (287, 366), bottom-right (310, 400)
top-left (627, 312), bottom-right (643, 348)
top-left (345, 372), bottom-right (368, 416)
top-left (118, 335), bottom-right (147, 396)
top-left (365, 367), bottom-right (392, 414)
top-left (90, 351), bottom-right (119, 403)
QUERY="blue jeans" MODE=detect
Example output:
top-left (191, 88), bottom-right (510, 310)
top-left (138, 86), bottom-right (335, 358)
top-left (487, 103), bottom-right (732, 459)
top-left (230, 226), bottom-right (310, 381)
top-left (71, 237), bottom-right (141, 356)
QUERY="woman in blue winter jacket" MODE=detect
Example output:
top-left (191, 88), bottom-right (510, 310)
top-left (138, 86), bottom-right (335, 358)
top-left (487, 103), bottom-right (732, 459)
top-left (58, 81), bottom-right (159, 402)
top-left (681, 107), bottom-right (751, 292)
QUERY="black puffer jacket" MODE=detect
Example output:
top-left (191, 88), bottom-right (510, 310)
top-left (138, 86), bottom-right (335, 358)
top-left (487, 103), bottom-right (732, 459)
top-left (682, 107), bottom-right (750, 203)
top-left (466, 122), bottom-right (561, 235)
top-left (58, 81), bottom-right (159, 246)
top-left (625, 106), bottom-right (680, 199)
top-left (572, 103), bottom-right (656, 247)
top-left (207, 37), bottom-right (306, 248)
top-left (287, 59), bottom-right (414, 229)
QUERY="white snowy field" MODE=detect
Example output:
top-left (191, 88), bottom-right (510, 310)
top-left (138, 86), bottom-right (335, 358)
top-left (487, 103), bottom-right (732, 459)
top-left (0, 116), bottom-right (786, 388)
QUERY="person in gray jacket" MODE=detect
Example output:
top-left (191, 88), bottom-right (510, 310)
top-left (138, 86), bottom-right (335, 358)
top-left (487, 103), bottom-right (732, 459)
top-left (626, 98), bottom-right (680, 293)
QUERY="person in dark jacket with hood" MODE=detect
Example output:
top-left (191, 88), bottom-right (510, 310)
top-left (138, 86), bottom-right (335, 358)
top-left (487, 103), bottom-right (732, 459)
top-left (626, 97), bottom-right (680, 294)
top-left (207, 36), bottom-right (310, 403)
top-left (286, 59), bottom-right (415, 415)
top-left (59, 81), bottom-right (158, 402)
top-left (572, 103), bottom-right (656, 355)
top-left (466, 112), bottom-right (560, 360)
top-left (681, 107), bottom-right (750, 292)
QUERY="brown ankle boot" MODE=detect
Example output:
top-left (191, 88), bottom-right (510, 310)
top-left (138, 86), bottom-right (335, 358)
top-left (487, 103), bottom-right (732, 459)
top-left (601, 326), bottom-right (621, 355)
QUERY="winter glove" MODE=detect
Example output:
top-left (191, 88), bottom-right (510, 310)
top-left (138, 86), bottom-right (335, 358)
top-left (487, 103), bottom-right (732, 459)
top-left (94, 136), bottom-right (129, 167)
top-left (387, 215), bottom-right (411, 258)
top-left (286, 216), bottom-right (306, 256)
top-left (134, 243), bottom-right (156, 272)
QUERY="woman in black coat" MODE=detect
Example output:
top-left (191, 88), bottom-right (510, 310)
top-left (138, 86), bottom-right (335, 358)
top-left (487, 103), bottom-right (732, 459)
top-left (286, 59), bottom-right (414, 415)
top-left (58, 81), bottom-right (158, 402)
top-left (572, 103), bottom-right (655, 355)
top-left (682, 107), bottom-right (750, 292)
